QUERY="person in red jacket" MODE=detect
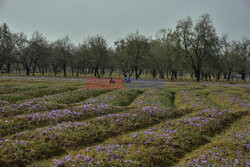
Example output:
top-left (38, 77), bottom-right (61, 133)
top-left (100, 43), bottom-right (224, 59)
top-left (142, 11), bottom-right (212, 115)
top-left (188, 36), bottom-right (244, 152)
top-left (108, 77), bottom-right (116, 83)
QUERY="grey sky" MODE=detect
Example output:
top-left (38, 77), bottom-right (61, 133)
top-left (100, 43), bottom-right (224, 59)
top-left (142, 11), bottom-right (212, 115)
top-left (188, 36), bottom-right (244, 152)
top-left (0, 0), bottom-right (249, 47)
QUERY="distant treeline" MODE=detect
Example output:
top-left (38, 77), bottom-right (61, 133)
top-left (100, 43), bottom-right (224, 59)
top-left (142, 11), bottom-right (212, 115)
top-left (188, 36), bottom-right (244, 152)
top-left (0, 14), bottom-right (249, 81)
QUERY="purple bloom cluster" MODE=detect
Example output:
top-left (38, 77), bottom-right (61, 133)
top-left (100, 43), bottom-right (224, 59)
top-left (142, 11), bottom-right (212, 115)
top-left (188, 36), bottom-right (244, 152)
top-left (180, 117), bottom-right (250, 167)
top-left (179, 91), bottom-right (210, 109)
top-left (227, 93), bottom-right (250, 107)
top-left (77, 89), bottom-right (130, 106)
top-left (6, 104), bottom-right (171, 152)
top-left (96, 106), bottom-right (169, 120)
top-left (200, 108), bottom-right (231, 117)
top-left (52, 144), bottom-right (134, 166)
top-left (0, 100), bottom-right (9, 107)
top-left (0, 138), bottom-right (33, 157)
top-left (131, 127), bottom-right (176, 145)
top-left (0, 98), bottom-right (65, 117)
top-left (15, 121), bottom-right (89, 140)
top-left (180, 116), bottom-right (214, 127)
top-left (132, 90), bottom-right (162, 107)
top-left (13, 103), bottom-right (111, 122)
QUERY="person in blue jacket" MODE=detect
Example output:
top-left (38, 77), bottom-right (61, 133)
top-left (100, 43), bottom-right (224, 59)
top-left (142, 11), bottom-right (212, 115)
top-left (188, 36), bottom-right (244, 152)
top-left (124, 75), bottom-right (131, 83)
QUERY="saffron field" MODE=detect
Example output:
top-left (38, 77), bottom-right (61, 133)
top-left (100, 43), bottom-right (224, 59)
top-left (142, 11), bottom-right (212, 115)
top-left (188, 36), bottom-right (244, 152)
top-left (0, 77), bottom-right (249, 166)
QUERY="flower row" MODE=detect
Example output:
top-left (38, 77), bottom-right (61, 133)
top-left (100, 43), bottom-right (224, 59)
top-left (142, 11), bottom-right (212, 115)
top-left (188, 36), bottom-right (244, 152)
top-left (0, 104), bottom-right (121, 137)
top-left (43, 107), bottom-right (241, 166)
top-left (77, 89), bottom-right (143, 107)
top-left (175, 90), bottom-right (217, 111)
top-left (0, 105), bottom-right (190, 165)
top-left (0, 89), bottom-right (110, 118)
top-left (0, 83), bottom-right (81, 102)
top-left (209, 92), bottom-right (249, 112)
top-left (177, 115), bottom-right (249, 166)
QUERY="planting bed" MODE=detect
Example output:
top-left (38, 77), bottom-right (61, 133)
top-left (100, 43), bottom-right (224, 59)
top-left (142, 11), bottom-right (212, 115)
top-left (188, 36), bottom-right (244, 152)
top-left (0, 77), bottom-right (249, 166)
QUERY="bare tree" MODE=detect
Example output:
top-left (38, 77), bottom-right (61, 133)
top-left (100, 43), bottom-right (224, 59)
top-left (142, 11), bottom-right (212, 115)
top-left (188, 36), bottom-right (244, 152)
top-left (177, 14), bottom-right (218, 81)
top-left (115, 31), bottom-right (150, 79)
top-left (52, 36), bottom-right (72, 77)
top-left (15, 33), bottom-right (32, 75)
top-left (234, 37), bottom-right (250, 81)
top-left (86, 35), bottom-right (108, 78)
top-left (0, 23), bottom-right (16, 73)
top-left (29, 31), bottom-right (48, 76)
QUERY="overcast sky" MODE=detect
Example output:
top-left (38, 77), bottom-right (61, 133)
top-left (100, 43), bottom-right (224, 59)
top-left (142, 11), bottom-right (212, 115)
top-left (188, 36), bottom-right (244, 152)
top-left (0, 0), bottom-right (249, 47)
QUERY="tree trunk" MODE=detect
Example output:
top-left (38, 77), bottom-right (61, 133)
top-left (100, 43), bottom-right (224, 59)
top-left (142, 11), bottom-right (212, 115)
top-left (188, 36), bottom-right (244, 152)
top-left (53, 65), bottom-right (57, 76)
top-left (209, 75), bottom-right (212, 81)
top-left (101, 68), bottom-right (105, 75)
top-left (0, 64), bottom-right (3, 73)
top-left (129, 71), bottom-right (133, 77)
top-left (25, 66), bottom-right (30, 75)
top-left (204, 75), bottom-right (208, 81)
top-left (109, 69), bottom-right (114, 78)
top-left (94, 69), bottom-right (97, 77)
top-left (97, 70), bottom-right (100, 78)
top-left (223, 72), bottom-right (227, 80)
top-left (195, 70), bottom-right (201, 82)
top-left (135, 67), bottom-right (138, 80)
top-left (151, 69), bottom-right (157, 79)
top-left (241, 73), bottom-right (246, 82)
top-left (94, 69), bottom-right (100, 78)
top-left (171, 71), bottom-right (174, 81)
top-left (38, 67), bottom-right (41, 74)
top-left (63, 64), bottom-right (67, 77)
top-left (216, 73), bottom-right (220, 81)
top-left (136, 68), bottom-right (142, 79)
top-left (7, 63), bottom-right (11, 73)
top-left (227, 72), bottom-right (232, 81)
top-left (42, 67), bottom-right (45, 75)
top-left (76, 66), bottom-right (80, 77)
top-left (174, 71), bottom-right (177, 79)
top-left (32, 64), bottom-right (37, 76)
top-left (159, 70), bottom-right (165, 79)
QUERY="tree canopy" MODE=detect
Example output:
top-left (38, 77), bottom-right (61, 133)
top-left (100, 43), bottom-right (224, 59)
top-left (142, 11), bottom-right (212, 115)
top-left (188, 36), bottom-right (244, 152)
top-left (0, 14), bottom-right (249, 81)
